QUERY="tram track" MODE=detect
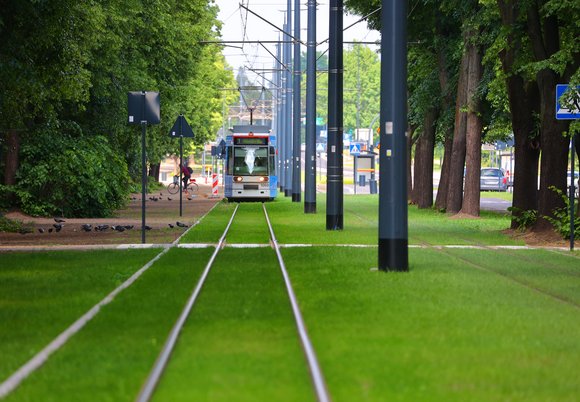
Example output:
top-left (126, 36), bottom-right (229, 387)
top-left (137, 202), bottom-right (330, 402)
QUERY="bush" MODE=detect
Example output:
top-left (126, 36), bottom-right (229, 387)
top-left (544, 186), bottom-right (580, 239)
top-left (507, 206), bottom-right (537, 231)
top-left (15, 122), bottom-right (130, 218)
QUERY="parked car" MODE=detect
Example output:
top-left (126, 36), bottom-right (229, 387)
top-left (480, 168), bottom-right (507, 192)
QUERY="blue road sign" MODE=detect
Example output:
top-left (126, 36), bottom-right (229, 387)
top-left (556, 84), bottom-right (580, 120)
top-left (349, 143), bottom-right (361, 155)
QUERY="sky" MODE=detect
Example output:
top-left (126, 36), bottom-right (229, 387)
top-left (213, 0), bottom-right (381, 84)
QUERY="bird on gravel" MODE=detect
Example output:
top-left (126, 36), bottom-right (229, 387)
top-left (38, 228), bottom-right (45, 233)
top-left (112, 226), bottom-right (125, 232)
top-left (95, 224), bottom-right (109, 232)
top-left (81, 224), bottom-right (92, 232)
top-left (167, 197), bottom-right (172, 201)
top-left (48, 228), bottom-right (53, 233)
top-left (124, 225), bottom-right (134, 230)
top-left (143, 225), bottom-right (152, 230)
top-left (54, 218), bottom-right (66, 223)
top-left (53, 224), bottom-right (63, 232)
top-left (176, 221), bottom-right (188, 228)
top-left (168, 224), bottom-right (174, 228)
top-left (187, 196), bottom-right (193, 201)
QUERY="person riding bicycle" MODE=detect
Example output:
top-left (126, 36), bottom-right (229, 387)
top-left (180, 163), bottom-right (191, 192)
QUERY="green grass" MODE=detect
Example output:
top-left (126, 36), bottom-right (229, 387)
top-left (225, 202), bottom-right (270, 244)
top-left (0, 249), bottom-right (159, 382)
top-left (283, 246), bottom-right (580, 402)
top-left (480, 191), bottom-right (513, 201)
top-left (4, 248), bottom-right (213, 402)
top-left (179, 201), bottom-right (236, 243)
top-left (268, 194), bottom-right (520, 246)
top-left (153, 249), bottom-right (314, 402)
top-left (2, 197), bottom-right (578, 401)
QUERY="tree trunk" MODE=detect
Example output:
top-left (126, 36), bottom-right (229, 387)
top-left (434, 40), bottom-right (455, 211)
top-left (460, 42), bottom-right (483, 217)
top-left (3, 129), bottom-right (20, 186)
top-left (497, 0), bottom-right (541, 228)
top-left (412, 108), bottom-right (437, 208)
top-left (445, 36), bottom-right (470, 214)
top-left (149, 163), bottom-right (160, 182)
top-left (534, 73), bottom-right (570, 231)
top-left (526, 9), bottom-right (572, 231)
top-left (435, 136), bottom-right (453, 210)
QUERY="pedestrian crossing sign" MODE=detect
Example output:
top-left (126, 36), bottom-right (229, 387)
top-left (349, 143), bottom-right (361, 155)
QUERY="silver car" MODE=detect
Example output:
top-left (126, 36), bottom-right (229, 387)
top-left (480, 168), bottom-right (507, 192)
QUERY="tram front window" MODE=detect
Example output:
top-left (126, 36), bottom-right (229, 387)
top-left (234, 146), bottom-right (269, 175)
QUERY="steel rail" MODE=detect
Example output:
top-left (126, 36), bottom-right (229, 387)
top-left (136, 204), bottom-right (240, 402)
top-left (262, 203), bottom-right (331, 402)
top-left (0, 202), bottom-right (222, 399)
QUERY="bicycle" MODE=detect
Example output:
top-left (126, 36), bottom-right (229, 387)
top-left (167, 175), bottom-right (199, 194)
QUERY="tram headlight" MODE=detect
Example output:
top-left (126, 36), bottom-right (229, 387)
top-left (234, 176), bottom-right (243, 182)
top-left (258, 176), bottom-right (269, 182)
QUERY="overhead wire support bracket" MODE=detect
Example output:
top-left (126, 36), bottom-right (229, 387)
top-left (238, 3), bottom-right (306, 46)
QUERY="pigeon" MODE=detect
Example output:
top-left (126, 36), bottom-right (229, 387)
top-left (160, 192), bottom-right (163, 196)
top-left (143, 225), bottom-right (152, 231)
top-left (176, 221), bottom-right (188, 228)
top-left (112, 225), bottom-right (125, 232)
top-left (81, 224), bottom-right (92, 232)
top-left (48, 228), bottom-right (53, 233)
top-left (124, 225), bottom-right (134, 230)
top-left (95, 224), bottom-right (109, 232)
top-left (54, 218), bottom-right (66, 223)
top-left (53, 223), bottom-right (63, 232)
top-left (167, 197), bottom-right (172, 201)
top-left (168, 224), bottom-right (174, 228)
top-left (187, 196), bottom-right (193, 201)
top-left (38, 228), bottom-right (45, 233)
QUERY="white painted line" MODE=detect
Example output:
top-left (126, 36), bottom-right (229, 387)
top-left (177, 243), bottom-right (214, 249)
top-left (0, 203), bottom-right (220, 398)
top-left (227, 243), bottom-right (271, 248)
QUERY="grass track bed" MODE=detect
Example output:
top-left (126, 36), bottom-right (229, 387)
top-left (225, 202), bottom-right (270, 244)
top-left (283, 246), bottom-right (580, 402)
top-left (0, 249), bottom-right (159, 382)
top-left (3, 248), bottom-right (213, 402)
top-left (153, 248), bottom-right (314, 402)
top-left (179, 202), bottom-right (236, 244)
top-left (268, 195), bottom-right (520, 246)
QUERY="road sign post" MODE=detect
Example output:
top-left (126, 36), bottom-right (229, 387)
top-left (555, 84), bottom-right (580, 251)
top-left (169, 115), bottom-right (194, 217)
top-left (128, 91), bottom-right (160, 244)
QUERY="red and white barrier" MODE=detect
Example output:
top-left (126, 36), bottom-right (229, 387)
top-left (211, 173), bottom-right (219, 197)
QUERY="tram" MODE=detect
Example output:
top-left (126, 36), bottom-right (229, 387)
top-left (224, 125), bottom-right (278, 201)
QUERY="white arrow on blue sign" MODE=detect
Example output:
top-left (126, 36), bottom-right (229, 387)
top-left (556, 84), bottom-right (580, 120)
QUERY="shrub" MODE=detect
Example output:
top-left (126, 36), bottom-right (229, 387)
top-left (544, 186), bottom-right (580, 239)
top-left (507, 206), bottom-right (538, 231)
top-left (15, 122), bottom-right (130, 218)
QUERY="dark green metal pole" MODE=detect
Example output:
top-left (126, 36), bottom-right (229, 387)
top-left (378, 0), bottom-right (408, 271)
top-left (304, 0), bottom-right (317, 213)
top-left (570, 134), bottom-right (576, 251)
top-left (292, 0), bottom-right (302, 202)
top-left (141, 121), bottom-right (147, 244)
top-left (326, 0), bottom-right (344, 230)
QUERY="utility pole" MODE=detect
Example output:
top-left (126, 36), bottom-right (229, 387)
top-left (378, 0), bottom-right (408, 271)
top-left (285, 1), bottom-right (293, 197)
top-left (304, 0), bottom-right (317, 213)
top-left (326, 0), bottom-right (344, 230)
top-left (279, 32), bottom-right (287, 193)
top-left (292, 0), bottom-right (302, 202)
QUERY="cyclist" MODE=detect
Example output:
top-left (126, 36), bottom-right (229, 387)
top-left (180, 163), bottom-right (191, 193)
